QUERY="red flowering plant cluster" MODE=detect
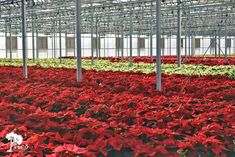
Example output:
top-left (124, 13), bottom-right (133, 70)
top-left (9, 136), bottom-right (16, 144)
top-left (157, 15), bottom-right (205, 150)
top-left (0, 66), bottom-right (234, 157)
top-left (107, 56), bottom-right (235, 66)
top-left (62, 56), bottom-right (235, 66)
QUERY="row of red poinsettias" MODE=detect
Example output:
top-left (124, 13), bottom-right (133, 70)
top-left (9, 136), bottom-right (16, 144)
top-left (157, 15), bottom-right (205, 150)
top-left (0, 66), bottom-right (234, 156)
top-left (62, 56), bottom-right (235, 66)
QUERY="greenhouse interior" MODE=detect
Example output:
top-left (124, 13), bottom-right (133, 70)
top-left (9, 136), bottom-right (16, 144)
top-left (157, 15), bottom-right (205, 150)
top-left (0, 0), bottom-right (234, 156)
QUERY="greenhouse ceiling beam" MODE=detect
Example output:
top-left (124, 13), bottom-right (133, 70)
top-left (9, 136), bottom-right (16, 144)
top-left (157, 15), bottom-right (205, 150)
top-left (0, 4), bottom-right (233, 21)
top-left (0, 10), bottom-right (233, 27)
top-left (0, 1), bottom-right (234, 17)
top-left (1, 16), bottom-right (234, 32)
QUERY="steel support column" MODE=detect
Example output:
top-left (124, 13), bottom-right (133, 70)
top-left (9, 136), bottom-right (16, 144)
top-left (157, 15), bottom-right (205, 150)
top-left (121, 22), bottom-right (124, 58)
top-left (76, 0), bottom-right (82, 82)
top-left (104, 35), bottom-right (106, 57)
top-left (53, 21), bottom-right (56, 58)
top-left (233, 38), bottom-right (235, 55)
top-left (170, 32), bottom-right (172, 56)
top-left (51, 35), bottom-right (53, 58)
top-left (191, 36), bottom-right (195, 56)
top-left (147, 34), bottom-right (150, 56)
top-left (65, 32), bottom-right (67, 56)
top-left (185, 22), bottom-right (187, 60)
top-left (114, 34), bottom-right (116, 57)
top-left (82, 34), bottom-right (84, 57)
top-left (5, 23), bottom-right (7, 58)
top-left (107, 16), bottom-right (110, 57)
top-left (21, 0), bottom-right (27, 78)
top-left (150, 28), bottom-right (153, 59)
top-left (74, 26), bottom-right (76, 57)
top-left (137, 33), bottom-right (140, 56)
top-left (188, 34), bottom-right (191, 56)
top-left (32, 17), bottom-right (35, 63)
top-left (127, 35), bottom-right (129, 56)
top-left (177, 0), bottom-right (181, 67)
top-left (91, 12), bottom-right (94, 64)
top-left (210, 36), bottom-right (212, 55)
top-left (121, 8), bottom-right (124, 58)
top-left (59, 15), bottom-right (62, 63)
top-left (162, 37), bottom-right (165, 56)
top-left (36, 28), bottom-right (39, 58)
top-left (98, 33), bottom-right (101, 58)
top-left (9, 21), bottom-right (12, 62)
top-left (215, 35), bottom-right (217, 57)
top-left (118, 31), bottom-right (120, 57)
top-left (156, 0), bottom-right (161, 91)
top-left (129, 11), bottom-right (133, 66)
top-left (150, 3), bottom-right (153, 59)
top-left (96, 18), bottom-right (98, 59)
top-left (225, 22), bottom-right (228, 61)
top-left (218, 34), bottom-right (221, 57)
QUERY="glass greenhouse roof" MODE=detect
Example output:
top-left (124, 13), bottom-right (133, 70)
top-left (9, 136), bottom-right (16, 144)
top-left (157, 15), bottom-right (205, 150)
top-left (0, 0), bottom-right (234, 36)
